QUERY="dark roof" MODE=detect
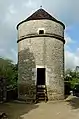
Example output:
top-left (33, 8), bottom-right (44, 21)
top-left (17, 8), bottom-right (65, 29)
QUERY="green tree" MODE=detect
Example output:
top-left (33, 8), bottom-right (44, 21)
top-left (65, 68), bottom-right (79, 89)
top-left (0, 57), bottom-right (18, 89)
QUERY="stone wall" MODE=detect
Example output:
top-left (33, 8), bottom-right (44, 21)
top-left (18, 48), bottom-right (36, 102)
top-left (17, 19), bottom-right (65, 102)
top-left (45, 37), bottom-right (64, 100)
top-left (18, 38), bottom-right (44, 102)
top-left (18, 37), bottom-right (64, 101)
top-left (18, 19), bottom-right (64, 40)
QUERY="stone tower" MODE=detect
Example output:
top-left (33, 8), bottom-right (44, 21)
top-left (17, 8), bottom-right (65, 102)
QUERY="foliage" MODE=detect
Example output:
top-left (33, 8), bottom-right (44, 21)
top-left (0, 57), bottom-right (18, 90)
top-left (65, 68), bottom-right (79, 90)
top-left (70, 78), bottom-right (79, 89)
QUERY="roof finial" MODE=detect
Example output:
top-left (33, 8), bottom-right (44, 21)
top-left (40, 5), bottom-right (42, 9)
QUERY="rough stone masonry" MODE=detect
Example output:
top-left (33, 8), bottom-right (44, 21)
top-left (17, 8), bottom-right (65, 102)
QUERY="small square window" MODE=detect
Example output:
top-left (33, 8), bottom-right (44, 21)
top-left (39, 30), bottom-right (44, 34)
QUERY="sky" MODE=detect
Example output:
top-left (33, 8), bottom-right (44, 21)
top-left (0, 0), bottom-right (79, 70)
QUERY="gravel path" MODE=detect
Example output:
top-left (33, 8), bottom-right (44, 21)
top-left (0, 96), bottom-right (79, 119)
top-left (20, 96), bottom-right (79, 119)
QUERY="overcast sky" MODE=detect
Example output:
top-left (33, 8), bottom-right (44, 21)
top-left (0, 0), bottom-right (79, 69)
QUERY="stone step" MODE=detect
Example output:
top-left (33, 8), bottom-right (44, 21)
top-left (37, 92), bottom-right (45, 94)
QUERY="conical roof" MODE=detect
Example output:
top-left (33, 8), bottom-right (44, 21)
top-left (17, 8), bottom-right (65, 29)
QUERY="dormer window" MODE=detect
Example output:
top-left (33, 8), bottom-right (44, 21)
top-left (39, 30), bottom-right (44, 34)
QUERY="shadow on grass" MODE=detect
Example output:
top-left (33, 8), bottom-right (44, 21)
top-left (66, 96), bottom-right (79, 109)
top-left (0, 102), bottom-right (39, 119)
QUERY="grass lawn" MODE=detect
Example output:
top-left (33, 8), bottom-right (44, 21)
top-left (0, 101), bottom-right (38, 119)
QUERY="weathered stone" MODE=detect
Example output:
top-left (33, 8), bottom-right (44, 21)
top-left (17, 9), bottom-right (65, 102)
